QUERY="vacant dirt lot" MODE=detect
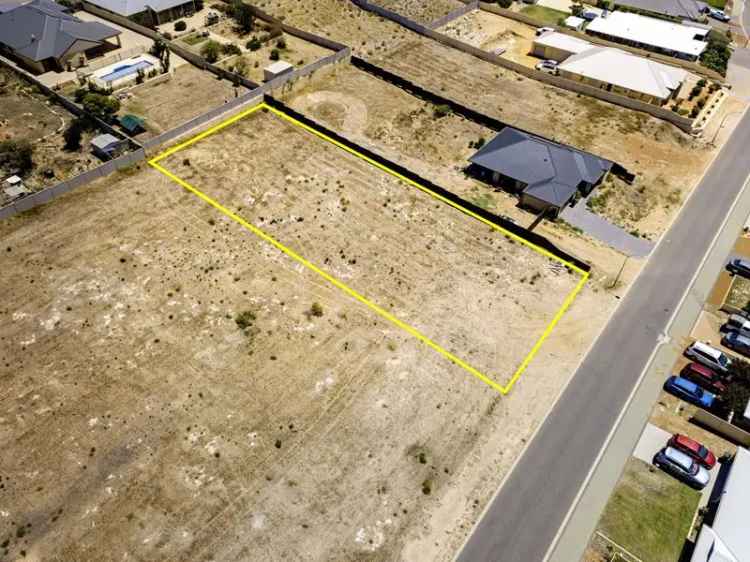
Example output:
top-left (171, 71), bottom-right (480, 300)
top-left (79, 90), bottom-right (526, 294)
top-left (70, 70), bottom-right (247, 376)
top-left (218, 33), bottom-right (331, 83)
top-left (439, 10), bottom-right (537, 66)
top-left (0, 69), bottom-right (100, 194)
top-left (282, 64), bottom-right (494, 203)
top-left (373, 0), bottom-right (463, 24)
top-left (0, 104), bottom-right (618, 561)
top-left (161, 109), bottom-right (578, 384)
top-left (119, 64), bottom-right (244, 138)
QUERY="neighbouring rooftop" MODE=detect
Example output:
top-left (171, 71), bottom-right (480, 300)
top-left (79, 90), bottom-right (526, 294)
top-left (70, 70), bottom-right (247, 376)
top-left (469, 127), bottom-right (613, 207)
top-left (585, 11), bottom-right (708, 58)
top-left (559, 46), bottom-right (688, 99)
top-left (534, 31), bottom-right (592, 55)
top-left (0, 0), bottom-right (120, 62)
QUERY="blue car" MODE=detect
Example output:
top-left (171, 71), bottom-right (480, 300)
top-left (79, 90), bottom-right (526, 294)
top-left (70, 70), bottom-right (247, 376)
top-left (664, 376), bottom-right (716, 409)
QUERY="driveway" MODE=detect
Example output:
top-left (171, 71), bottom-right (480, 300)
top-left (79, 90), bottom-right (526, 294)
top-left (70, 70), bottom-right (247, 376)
top-left (561, 201), bottom-right (656, 258)
top-left (632, 422), bottom-right (671, 464)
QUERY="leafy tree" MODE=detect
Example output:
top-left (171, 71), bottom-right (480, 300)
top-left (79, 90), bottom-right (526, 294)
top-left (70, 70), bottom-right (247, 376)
top-left (81, 93), bottom-right (120, 122)
top-left (231, 0), bottom-right (254, 34)
top-left (0, 140), bottom-right (33, 175)
top-left (700, 29), bottom-right (731, 76)
top-left (149, 39), bottom-right (171, 73)
top-left (496, 0), bottom-right (512, 7)
top-left (269, 48), bottom-right (280, 61)
top-left (174, 20), bottom-right (187, 31)
top-left (246, 37), bottom-right (261, 51)
top-left (571, 3), bottom-right (584, 16)
top-left (221, 43), bottom-right (242, 56)
top-left (195, 0), bottom-right (203, 9)
top-left (63, 118), bottom-right (85, 150)
top-left (201, 40), bottom-right (221, 62)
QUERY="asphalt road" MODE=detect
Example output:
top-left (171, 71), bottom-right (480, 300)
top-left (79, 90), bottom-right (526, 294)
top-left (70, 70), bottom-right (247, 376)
top-left (456, 111), bottom-right (750, 561)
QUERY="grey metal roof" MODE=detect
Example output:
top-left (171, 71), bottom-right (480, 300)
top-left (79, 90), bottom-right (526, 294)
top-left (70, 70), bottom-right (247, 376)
top-left (469, 128), bottom-right (612, 207)
top-left (0, 0), bottom-right (120, 62)
top-left (86, 0), bottom-right (193, 17)
top-left (91, 133), bottom-right (120, 150)
top-left (615, 0), bottom-right (707, 20)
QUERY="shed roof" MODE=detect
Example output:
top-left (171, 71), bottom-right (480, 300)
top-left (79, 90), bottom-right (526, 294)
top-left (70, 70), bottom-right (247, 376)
top-left (91, 133), bottom-right (121, 150)
top-left (585, 11), bottom-right (708, 57)
top-left (559, 46), bottom-right (688, 98)
top-left (85, 0), bottom-right (192, 17)
top-left (469, 128), bottom-right (612, 207)
top-left (533, 31), bottom-right (592, 55)
top-left (564, 15), bottom-right (586, 27)
top-left (690, 447), bottom-right (750, 562)
top-left (0, 0), bottom-right (120, 62)
top-left (119, 113), bottom-right (145, 133)
top-left (265, 60), bottom-right (294, 73)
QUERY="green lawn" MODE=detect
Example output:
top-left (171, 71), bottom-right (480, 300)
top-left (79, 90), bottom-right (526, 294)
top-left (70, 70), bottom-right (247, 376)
top-left (182, 33), bottom-right (208, 46)
top-left (705, 0), bottom-right (727, 9)
top-left (597, 458), bottom-right (700, 561)
top-left (520, 5), bottom-right (570, 26)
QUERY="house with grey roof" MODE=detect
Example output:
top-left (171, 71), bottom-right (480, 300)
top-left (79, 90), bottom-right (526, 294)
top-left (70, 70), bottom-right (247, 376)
top-left (614, 0), bottom-right (708, 22)
top-left (0, 0), bottom-right (121, 73)
top-left (469, 128), bottom-right (613, 218)
top-left (82, 0), bottom-right (197, 26)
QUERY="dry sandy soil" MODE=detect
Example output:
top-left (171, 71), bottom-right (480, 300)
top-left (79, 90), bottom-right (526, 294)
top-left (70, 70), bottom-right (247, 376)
top-left (119, 65), bottom-right (244, 139)
top-left (218, 33), bottom-right (332, 83)
top-left (0, 104), bottom-right (619, 561)
top-left (372, 0), bottom-right (464, 24)
top-left (439, 10), bottom-right (537, 66)
top-left (0, 69), bottom-right (101, 195)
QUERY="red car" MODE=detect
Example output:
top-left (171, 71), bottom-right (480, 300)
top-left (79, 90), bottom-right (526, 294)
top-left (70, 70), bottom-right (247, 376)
top-left (680, 362), bottom-right (727, 395)
top-left (668, 434), bottom-right (716, 470)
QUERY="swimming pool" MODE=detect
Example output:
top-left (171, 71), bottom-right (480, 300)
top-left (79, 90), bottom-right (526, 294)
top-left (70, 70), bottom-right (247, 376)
top-left (99, 60), bottom-right (153, 83)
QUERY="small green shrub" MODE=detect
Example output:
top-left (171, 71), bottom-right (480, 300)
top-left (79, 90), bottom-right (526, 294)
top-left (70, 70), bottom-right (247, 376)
top-left (174, 20), bottom-right (187, 31)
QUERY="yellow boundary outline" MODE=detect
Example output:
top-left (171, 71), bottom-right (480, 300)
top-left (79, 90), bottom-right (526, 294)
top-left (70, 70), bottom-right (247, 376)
top-left (149, 102), bottom-right (589, 394)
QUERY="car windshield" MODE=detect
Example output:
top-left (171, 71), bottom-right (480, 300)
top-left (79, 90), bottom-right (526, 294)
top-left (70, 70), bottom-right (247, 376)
top-left (718, 354), bottom-right (729, 367)
top-left (689, 462), bottom-right (699, 475)
top-left (698, 445), bottom-right (709, 458)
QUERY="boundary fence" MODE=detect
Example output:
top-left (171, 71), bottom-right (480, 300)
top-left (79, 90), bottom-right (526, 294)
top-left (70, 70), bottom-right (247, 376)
top-left (428, 0), bottom-right (479, 29)
top-left (350, 0), bottom-right (697, 132)
top-left (0, 149), bottom-right (145, 221)
top-left (263, 94), bottom-right (591, 272)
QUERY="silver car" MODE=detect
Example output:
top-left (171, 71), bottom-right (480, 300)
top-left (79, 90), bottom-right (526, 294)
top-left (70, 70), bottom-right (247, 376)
top-left (653, 446), bottom-right (710, 489)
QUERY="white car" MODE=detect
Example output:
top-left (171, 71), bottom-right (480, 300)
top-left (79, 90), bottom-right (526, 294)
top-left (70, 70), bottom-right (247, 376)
top-left (707, 7), bottom-right (730, 21)
top-left (535, 59), bottom-right (558, 74)
top-left (535, 26), bottom-right (555, 36)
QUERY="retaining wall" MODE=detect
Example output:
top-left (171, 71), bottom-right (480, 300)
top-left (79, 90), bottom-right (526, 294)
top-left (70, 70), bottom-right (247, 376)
top-left (0, 149), bottom-right (146, 221)
top-left (478, 2), bottom-right (723, 81)
top-left (351, 0), bottom-right (696, 132)
top-left (692, 409), bottom-right (750, 447)
top-left (428, 0), bottom-right (479, 29)
top-left (263, 95), bottom-right (591, 272)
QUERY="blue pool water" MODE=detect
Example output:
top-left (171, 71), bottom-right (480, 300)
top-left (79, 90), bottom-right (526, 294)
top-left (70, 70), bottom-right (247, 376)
top-left (100, 60), bottom-right (153, 83)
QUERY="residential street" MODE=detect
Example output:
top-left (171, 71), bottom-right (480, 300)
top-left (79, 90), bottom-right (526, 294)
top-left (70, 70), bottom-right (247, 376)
top-left (456, 109), bottom-right (750, 562)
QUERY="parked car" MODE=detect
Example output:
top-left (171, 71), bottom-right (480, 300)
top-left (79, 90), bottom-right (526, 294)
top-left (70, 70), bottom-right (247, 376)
top-left (535, 59), bottom-right (558, 74)
top-left (664, 376), bottom-right (716, 409)
top-left (685, 341), bottom-right (732, 374)
top-left (722, 330), bottom-right (750, 358)
top-left (707, 7), bottom-right (730, 21)
top-left (535, 26), bottom-right (555, 36)
top-left (653, 446), bottom-right (711, 489)
top-left (727, 258), bottom-right (750, 278)
top-left (668, 434), bottom-right (717, 469)
top-left (680, 362), bottom-right (727, 395)
top-left (723, 313), bottom-right (750, 337)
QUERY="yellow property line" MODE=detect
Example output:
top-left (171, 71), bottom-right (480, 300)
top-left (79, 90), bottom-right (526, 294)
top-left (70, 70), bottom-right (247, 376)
top-left (149, 101), bottom-right (589, 394)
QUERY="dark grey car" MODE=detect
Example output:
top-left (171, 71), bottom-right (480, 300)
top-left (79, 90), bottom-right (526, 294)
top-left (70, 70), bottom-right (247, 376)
top-left (727, 258), bottom-right (750, 278)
